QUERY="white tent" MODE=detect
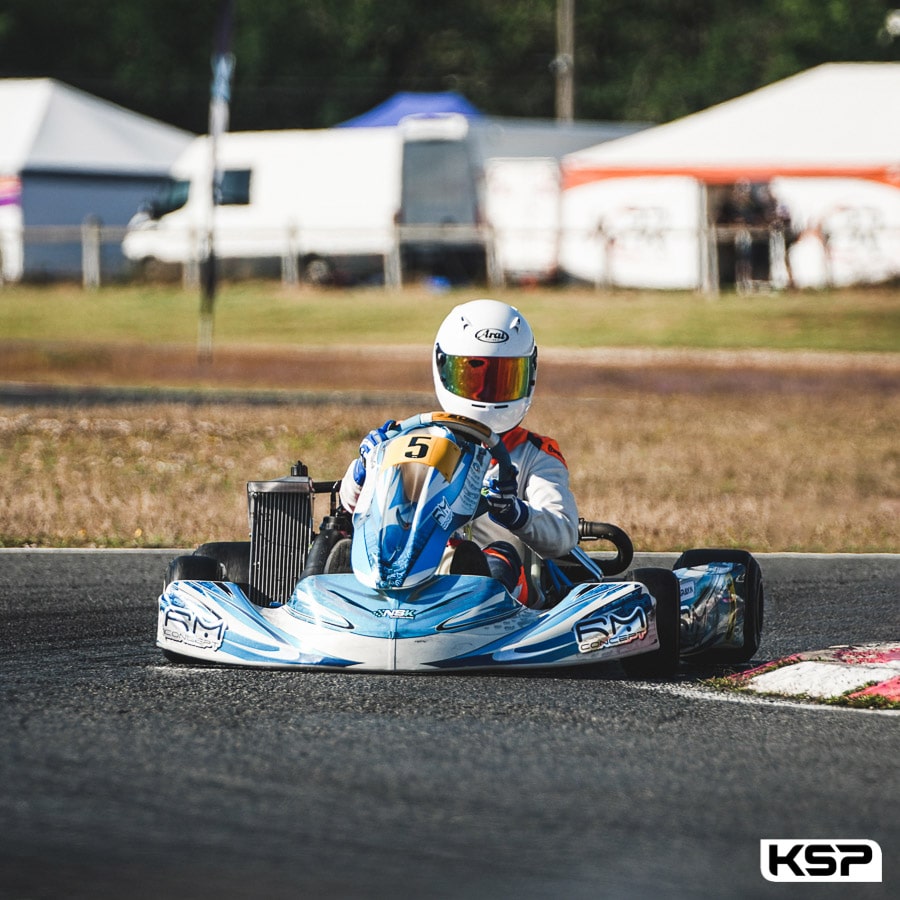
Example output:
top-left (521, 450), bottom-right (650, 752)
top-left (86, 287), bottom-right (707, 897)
top-left (0, 79), bottom-right (192, 280)
top-left (560, 63), bottom-right (900, 289)
top-left (1, 78), bottom-right (192, 176)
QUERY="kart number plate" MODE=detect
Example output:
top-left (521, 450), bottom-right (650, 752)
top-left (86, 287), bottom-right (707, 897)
top-left (383, 434), bottom-right (462, 481)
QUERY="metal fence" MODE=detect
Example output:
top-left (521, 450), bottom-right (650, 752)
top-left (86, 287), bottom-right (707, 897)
top-left (3, 221), bottom-right (503, 290)
top-left (4, 219), bottom-right (898, 292)
top-left (2, 223), bottom-right (128, 289)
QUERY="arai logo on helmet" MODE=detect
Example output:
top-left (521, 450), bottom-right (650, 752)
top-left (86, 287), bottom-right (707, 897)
top-left (475, 327), bottom-right (509, 343)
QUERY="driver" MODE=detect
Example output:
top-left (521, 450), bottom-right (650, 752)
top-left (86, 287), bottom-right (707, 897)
top-left (339, 298), bottom-right (579, 606)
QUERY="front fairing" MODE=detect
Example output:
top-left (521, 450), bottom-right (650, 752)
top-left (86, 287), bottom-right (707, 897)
top-left (351, 427), bottom-right (491, 589)
top-left (282, 572), bottom-right (658, 670)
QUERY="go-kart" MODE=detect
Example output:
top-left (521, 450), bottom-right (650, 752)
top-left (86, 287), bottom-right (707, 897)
top-left (157, 412), bottom-right (763, 675)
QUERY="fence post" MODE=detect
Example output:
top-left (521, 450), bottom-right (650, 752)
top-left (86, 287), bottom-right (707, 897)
top-left (384, 232), bottom-right (402, 288)
top-left (595, 226), bottom-right (614, 290)
top-left (484, 226), bottom-right (504, 288)
top-left (698, 182), bottom-right (718, 295)
top-left (281, 225), bottom-right (299, 286)
top-left (81, 217), bottom-right (102, 289)
top-left (183, 228), bottom-right (200, 289)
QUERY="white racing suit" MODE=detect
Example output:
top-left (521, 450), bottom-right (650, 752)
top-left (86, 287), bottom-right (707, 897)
top-left (339, 424), bottom-right (579, 567)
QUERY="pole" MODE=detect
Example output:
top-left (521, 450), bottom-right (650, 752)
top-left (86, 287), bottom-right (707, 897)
top-left (554, 0), bottom-right (574, 122)
top-left (199, 0), bottom-right (235, 364)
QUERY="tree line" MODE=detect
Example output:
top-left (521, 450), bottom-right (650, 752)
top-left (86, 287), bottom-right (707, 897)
top-left (1, 0), bottom-right (897, 134)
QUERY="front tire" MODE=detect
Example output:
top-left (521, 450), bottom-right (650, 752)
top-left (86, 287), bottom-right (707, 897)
top-left (620, 567), bottom-right (681, 678)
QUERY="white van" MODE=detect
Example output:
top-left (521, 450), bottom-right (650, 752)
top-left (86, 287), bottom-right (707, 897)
top-left (123, 127), bottom-right (402, 284)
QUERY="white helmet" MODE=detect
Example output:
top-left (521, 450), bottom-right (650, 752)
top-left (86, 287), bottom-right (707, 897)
top-left (432, 298), bottom-right (537, 434)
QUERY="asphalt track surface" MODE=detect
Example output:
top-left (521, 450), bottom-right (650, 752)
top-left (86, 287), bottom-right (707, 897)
top-left (1, 551), bottom-right (897, 900)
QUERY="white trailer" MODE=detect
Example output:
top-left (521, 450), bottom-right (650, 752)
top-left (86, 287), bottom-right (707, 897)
top-left (122, 127), bottom-right (402, 284)
top-left (397, 113), bottom-right (648, 285)
top-left (483, 157), bottom-right (561, 283)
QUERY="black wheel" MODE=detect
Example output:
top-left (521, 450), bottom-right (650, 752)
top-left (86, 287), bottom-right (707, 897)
top-left (673, 548), bottom-right (764, 664)
top-left (324, 537), bottom-right (353, 574)
top-left (163, 554), bottom-right (219, 589)
top-left (620, 567), bottom-right (681, 678)
top-left (299, 516), bottom-right (352, 579)
top-left (303, 255), bottom-right (335, 285)
top-left (195, 541), bottom-right (251, 584)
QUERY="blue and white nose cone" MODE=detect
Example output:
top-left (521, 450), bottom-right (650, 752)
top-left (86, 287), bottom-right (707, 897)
top-left (351, 427), bottom-right (487, 590)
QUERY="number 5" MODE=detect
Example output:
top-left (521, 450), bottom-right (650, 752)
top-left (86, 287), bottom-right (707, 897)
top-left (404, 436), bottom-right (432, 459)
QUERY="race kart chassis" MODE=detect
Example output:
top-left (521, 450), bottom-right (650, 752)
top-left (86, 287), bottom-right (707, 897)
top-left (158, 415), bottom-right (763, 675)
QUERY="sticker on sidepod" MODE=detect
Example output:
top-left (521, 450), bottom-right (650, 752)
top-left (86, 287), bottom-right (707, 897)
top-left (162, 596), bottom-right (226, 650)
top-left (575, 605), bottom-right (649, 654)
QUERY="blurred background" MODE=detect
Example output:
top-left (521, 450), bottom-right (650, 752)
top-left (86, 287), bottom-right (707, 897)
top-left (1, 0), bottom-right (897, 551)
top-left (3, 0), bottom-right (899, 131)
top-left (4, 1), bottom-right (900, 291)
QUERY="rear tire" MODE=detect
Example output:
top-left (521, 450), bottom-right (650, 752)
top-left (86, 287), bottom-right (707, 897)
top-left (673, 548), bottom-right (764, 664)
top-left (195, 541), bottom-right (251, 585)
top-left (324, 537), bottom-right (353, 574)
top-left (620, 567), bottom-right (681, 678)
top-left (163, 554), bottom-right (219, 589)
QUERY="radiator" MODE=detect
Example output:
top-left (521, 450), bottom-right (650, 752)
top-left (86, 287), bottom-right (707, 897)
top-left (247, 475), bottom-right (315, 606)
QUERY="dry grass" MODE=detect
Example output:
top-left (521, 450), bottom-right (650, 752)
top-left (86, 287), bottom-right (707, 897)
top-left (2, 377), bottom-right (896, 552)
top-left (2, 282), bottom-right (897, 551)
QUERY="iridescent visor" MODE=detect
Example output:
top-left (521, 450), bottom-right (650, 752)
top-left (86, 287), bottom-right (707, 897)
top-left (437, 351), bottom-right (535, 403)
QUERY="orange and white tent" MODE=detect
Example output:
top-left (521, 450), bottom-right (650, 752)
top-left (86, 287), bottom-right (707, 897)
top-left (560, 63), bottom-right (900, 289)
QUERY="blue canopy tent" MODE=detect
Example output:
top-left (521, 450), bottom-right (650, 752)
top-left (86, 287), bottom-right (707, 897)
top-left (338, 91), bottom-right (482, 127)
